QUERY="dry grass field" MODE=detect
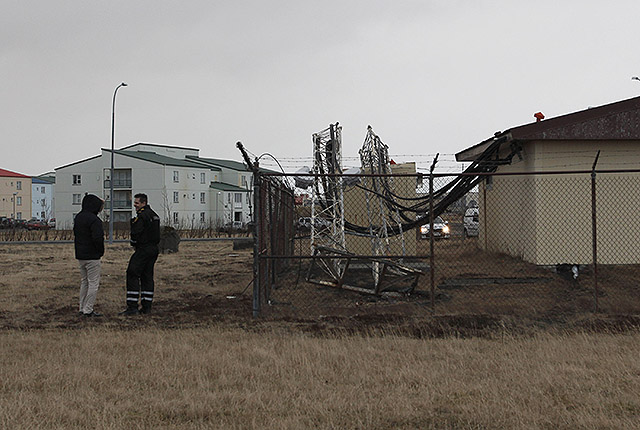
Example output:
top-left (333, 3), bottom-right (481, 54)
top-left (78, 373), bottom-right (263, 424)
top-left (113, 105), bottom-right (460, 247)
top-left (2, 241), bottom-right (640, 428)
top-left (0, 241), bottom-right (253, 330)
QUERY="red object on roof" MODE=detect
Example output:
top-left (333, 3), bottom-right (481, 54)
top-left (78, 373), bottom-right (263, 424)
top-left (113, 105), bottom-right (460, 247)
top-left (534, 112), bottom-right (545, 122)
top-left (0, 168), bottom-right (29, 178)
top-left (390, 159), bottom-right (397, 164)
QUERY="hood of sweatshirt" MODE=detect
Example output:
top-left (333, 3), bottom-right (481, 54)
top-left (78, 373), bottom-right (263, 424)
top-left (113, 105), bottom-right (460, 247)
top-left (81, 194), bottom-right (104, 215)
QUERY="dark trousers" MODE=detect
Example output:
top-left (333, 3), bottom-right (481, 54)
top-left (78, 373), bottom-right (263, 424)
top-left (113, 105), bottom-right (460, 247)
top-left (126, 245), bottom-right (159, 310)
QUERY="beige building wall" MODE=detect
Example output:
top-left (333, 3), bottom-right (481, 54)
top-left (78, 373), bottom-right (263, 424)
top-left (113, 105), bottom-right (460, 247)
top-left (0, 176), bottom-right (32, 219)
top-left (479, 141), bottom-right (536, 261)
top-left (343, 162), bottom-right (418, 256)
top-left (480, 140), bottom-right (640, 265)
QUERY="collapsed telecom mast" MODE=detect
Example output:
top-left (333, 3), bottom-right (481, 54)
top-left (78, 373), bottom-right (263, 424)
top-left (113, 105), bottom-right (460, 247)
top-left (306, 123), bottom-right (422, 294)
top-left (358, 126), bottom-right (407, 285)
top-left (359, 126), bottom-right (407, 255)
top-left (308, 123), bottom-right (348, 282)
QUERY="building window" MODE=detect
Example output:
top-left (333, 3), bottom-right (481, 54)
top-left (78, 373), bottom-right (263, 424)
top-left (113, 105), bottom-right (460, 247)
top-left (234, 212), bottom-right (242, 222)
top-left (41, 211), bottom-right (45, 219)
top-left (173, 192), bottom-right (179, 203)
top-left (234, 193), bottom-right (242, 205)
top-left (246, 193), bottom-right (250, 204)
top-left (200, 172), bottom-right (206, 184)
top-left (241, 176), bottom-right (247, 188)
top-left (200, 212), bottom-right (205, 223)
top-left (200, 192), bottom-right (206, 204)
top-left (227, 193), bottom-right (231, 203)
top-left (16, 181), bottom-right (22, 190)
top-left (16, 196), bottom-right (22, 206)
top-left (41, 187), bottom-right (45, 193)
top-left (73, 174), bottom-right (82, 185)
top-left (16, 212), bottom-right (22, 220)
top-left (173, 171), bottom-right (179, 183)
top-left (41, 199), bottom-right (46, 206)
top-left (73, 194), bottom-right (82, 205)
top-left (173, 212), bottom-right (179, 225)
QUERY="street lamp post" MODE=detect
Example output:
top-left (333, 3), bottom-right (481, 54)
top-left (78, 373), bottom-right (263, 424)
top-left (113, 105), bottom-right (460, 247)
top-left (109, 82), bottom-right (128, 244)
top-left (12, 192), bottom-right (17, 219)
top-left (216, 191), bottom-right (222, 229)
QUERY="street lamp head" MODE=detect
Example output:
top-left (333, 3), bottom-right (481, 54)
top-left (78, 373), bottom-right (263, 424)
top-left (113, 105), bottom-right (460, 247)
top-left (632, 76), bottom-right (640, 81)
top-left (121, 82), bottom-right (128, 86)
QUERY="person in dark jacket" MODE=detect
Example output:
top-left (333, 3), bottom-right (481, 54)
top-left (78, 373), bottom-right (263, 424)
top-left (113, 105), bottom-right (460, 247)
top-left (73, 194), bottom-right (105, 317)
top-left (120, 193), bottom-right (160, 316)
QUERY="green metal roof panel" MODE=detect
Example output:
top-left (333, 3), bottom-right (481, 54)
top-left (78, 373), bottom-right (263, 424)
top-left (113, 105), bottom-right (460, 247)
top-left (209, 182), bottom-right (251, 192)
top-left (187, 156), bottom-right (278, 173)
top-left (187, 156), bottom-right (249, 171)
top-left (114, 150), bottom-right (213, 168)
top-left (120, 142), bottom-right (200, 152)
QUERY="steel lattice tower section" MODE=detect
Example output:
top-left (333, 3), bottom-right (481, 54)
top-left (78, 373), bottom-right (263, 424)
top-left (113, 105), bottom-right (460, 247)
top-left (309, 123), bottom-right (348, 281)
top-left (359, 126), bottom-right (407, 284)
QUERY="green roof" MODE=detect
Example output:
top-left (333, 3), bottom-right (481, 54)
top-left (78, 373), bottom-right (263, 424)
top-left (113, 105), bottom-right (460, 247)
top-left (187, 156), bottom-right (249, 171)
top-left (209, 182), bottom-right (251, 192)
top-left (37, 172), bottom-right (56, 183)
top-left (187, 156), bottom-right (278, 174)
top-left (114, 150), bottom-right (221, 169)
top-left (120, 142), bottom-right (200, 152)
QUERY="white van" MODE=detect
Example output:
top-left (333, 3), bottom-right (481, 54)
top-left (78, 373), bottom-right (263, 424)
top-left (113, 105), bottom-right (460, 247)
top-left (463, 207), bottom-right (479, 238)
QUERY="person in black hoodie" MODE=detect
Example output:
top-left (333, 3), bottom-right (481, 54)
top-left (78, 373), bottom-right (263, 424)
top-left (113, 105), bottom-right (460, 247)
top-left (73, 194), bottom-right (105, 317)
top-left (120, 193), bottom-right (160, 316)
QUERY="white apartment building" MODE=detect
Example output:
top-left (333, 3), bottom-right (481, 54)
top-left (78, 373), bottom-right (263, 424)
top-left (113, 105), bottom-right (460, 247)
top-left (31, 175), bottom-right (55, 221)
top-left (54, 143), bottom-right (256, 229)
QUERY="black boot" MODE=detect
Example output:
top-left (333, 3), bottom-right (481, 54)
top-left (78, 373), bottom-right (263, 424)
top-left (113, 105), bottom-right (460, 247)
top-left (119, 306), bottom-right (139, 316)
top-left (140, 303), bottom-right (152, 314)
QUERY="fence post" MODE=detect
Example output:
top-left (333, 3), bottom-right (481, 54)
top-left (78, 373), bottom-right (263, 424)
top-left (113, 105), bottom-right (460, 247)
top-left (253, 167), bottom-right (261, 317)
top-left (236, 141), bottom-right (262, 317)
top-left (591, 150), bottom-right (600, 313)
top-left (429, 154), bottom-right (439, 311)
top-left (268, 180), bottom-right (276, 287)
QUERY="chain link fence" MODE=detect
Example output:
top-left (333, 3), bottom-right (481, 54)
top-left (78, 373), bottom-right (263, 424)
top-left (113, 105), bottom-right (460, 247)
top-left (253, 170), bottom-right (640, 319)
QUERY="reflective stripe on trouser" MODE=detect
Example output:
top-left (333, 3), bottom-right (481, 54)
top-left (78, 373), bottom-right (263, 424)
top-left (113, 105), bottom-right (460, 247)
top-left (141, 291), bottom-right (154, 311)
top-left (78, 259), bottom-right (101, 314)
top-left (126, 290), bottom-right (140, 307)
top-left (126, 246), bottom-right (159, 309)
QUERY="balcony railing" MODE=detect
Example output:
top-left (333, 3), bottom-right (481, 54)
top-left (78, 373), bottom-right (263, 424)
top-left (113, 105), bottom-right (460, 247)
top-left (104, 179), bottom-right (132, 189)
top-left (104, 200), bottom-right (132, 210)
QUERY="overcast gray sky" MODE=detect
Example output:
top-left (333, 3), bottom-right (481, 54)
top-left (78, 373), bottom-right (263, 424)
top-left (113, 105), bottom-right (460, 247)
top-left (3, 0), bottom-right (640, 175)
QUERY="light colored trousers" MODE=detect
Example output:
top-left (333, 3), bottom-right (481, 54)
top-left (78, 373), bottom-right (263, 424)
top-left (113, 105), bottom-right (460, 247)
top-left (78, 259), bottom-right (101, 314)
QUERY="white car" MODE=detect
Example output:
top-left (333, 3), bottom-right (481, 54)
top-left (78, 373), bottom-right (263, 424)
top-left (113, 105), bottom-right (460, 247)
top-left (420, 216), bottom-right (450, 239)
